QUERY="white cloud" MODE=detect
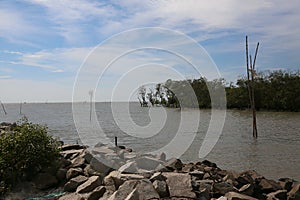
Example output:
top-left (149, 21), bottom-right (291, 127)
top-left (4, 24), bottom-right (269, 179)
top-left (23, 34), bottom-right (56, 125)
top-left (0, 75), bottom-right (12, 79)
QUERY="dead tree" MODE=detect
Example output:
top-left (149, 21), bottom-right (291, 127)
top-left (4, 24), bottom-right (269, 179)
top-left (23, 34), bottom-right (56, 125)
top-left (245, 36), bottom-right (259, 138)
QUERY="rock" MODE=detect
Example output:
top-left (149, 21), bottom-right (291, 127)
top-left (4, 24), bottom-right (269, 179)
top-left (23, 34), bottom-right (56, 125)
top-left (103, 171), bottom-right (124, 191)
top-left (150, 172), bottom-right (166, 182)
top-left (163, 172), bottom-right (196, 198)
top-left (64, 175), bottom-right (88, 192)
top-left (71, 155), bottom-right (86, 168)
top-left (214, 182), bottom-right (236, 195)
top-left (182, 163), bottom-right (195, 172)
top-left (61, 144), bottom-right (85, 151)
top-left (267, 189), bottom-right (287, 200)
top-left (61, 149), bottom-right (84, 159)
top-left (156, 152), bottom-right (166, 161)
top-left (259, 178), bottom-right (282, 193)
top-left (279, 178), bottom-right (294, 192)
top-left (124, 188), bottom-right (139, 200)
top-left (66, 167), bottom-right (83, 180)
top-left (90, 157), bottom-right (111, 175)
top-left (91, 146), bottom-right (115, 155)
top-left (288, 183), bottom-right (300, 200)
top-left (58, 193), bottom-right (83, 200)
top-left (239, 183), bottom-right (254, 196)
top-left (202, 160), bottom-right (217, 168)
top-left (118, 161), bottom-right (138, 173)
top-left (84, 164), bottom-right (102, 176)
top-left (164, 158), bottom-right (183, 171)
top-left (225, 191), bottom-right (258, 200)
top-left (108, 180), bottom-right (138, 200)
top-left (133, 179), bottom-right (160, 199)
top-left (136, 156), bottom-right (163, 171)
top-left (189, 170), bottom-right (205, 180)
top-left (33, 172), bottom-right (58, 190)
top-left (82, 150), bottom-right (94, 163)
top-left (84, 186), bottom-right (106, 200)
top-left (153, 180), bottom-right (169, 197)
top-left (76, 175), bottom-right (102, 193)
top-left (217, 197), bottom-right (228, 200)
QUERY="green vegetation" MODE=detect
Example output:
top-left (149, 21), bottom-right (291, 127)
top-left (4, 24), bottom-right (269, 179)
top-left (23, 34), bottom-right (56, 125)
top-left (0, 117), bottom-right (60, 194)
top-left (138, 70), bottom-right (300, 111)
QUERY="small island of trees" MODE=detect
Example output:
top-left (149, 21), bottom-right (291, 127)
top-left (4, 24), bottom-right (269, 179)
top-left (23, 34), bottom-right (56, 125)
top-left (138, 70), bottom-right (300, 112)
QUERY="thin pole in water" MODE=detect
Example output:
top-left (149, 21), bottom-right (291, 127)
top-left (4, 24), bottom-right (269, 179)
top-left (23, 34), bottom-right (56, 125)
top-left (115, 136), bottom-right (118, 147)
top-left (0, 100), bottom-right (7, 115)
top-left (89, 90), bottom-right (93, 122)
top-left (245, 36), bottom-right (259, 138)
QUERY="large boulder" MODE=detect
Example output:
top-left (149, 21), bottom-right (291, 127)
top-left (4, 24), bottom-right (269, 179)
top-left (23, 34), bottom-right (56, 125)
top-left (81, 186), bottom-right (106, 200)
top-left (89, 157), bottom-right (111, 175)
top-left (108, 180), bottom-right (139, 200)
top-left (66, 167), bottom-right (83, 180)
top-left (64, 175), bottom-right (88, 192)
top-left (164, 158), bottom-right (183, 171)
top-left (135, 156), bottom-right (163, 171)
top-left (76, 176), bottom-right (102, 193)
top-left (153, 180), bottom-right (169, 198)
top-left (163, 172), bottom-right (196, 198)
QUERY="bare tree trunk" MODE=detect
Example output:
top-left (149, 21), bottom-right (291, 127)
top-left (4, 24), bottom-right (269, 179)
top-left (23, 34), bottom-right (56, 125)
top-left (245, 36), bottom-right (259, 138)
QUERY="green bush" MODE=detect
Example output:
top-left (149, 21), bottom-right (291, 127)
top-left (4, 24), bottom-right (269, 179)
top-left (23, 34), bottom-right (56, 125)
top-left (0, 117), bottom-right (60, 194)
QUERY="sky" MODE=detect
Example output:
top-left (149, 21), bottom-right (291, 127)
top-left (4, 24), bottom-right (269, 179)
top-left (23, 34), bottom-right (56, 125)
top-left (0, 0), bottom-right (300, 103)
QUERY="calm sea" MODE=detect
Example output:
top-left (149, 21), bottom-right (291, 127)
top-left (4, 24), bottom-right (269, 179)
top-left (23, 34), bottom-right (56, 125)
top-left (1, 102), bottom-right (300, 181)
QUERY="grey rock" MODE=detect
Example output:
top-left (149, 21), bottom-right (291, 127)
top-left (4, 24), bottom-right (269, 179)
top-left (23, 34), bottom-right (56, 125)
top-left (64, 175), bottom-right (88, 192)
top-left (66, 167), bottom-right (83, 180)
top-left (214, 182), bottom-right (236, 195)
top-left (164, 158), bottom-right (183, 171)
top-left (153, 180), bottom-right (169, 197)
top-left (76, 175), bottom-right (102, 193)
top-left (84, 186), bottom-right (106, 200)
top-left (84, 164), bottom-right (102, 176)
top-left (90, 157), bottom-right (111, 175)
top-left (71, 155), bottom-right (86, 168)
top-left (136, 156), bottom-right (163, 171)
top-left (118, 161), bottom-right (138, 173)
top-left (163, 172), bottom-right (196, 198)
top-left (259, 178), bottom-right (282, 193)
top-left (108, 180), bottom-right (138, 200)
top-left (150, 172), bottom-right (166, 182)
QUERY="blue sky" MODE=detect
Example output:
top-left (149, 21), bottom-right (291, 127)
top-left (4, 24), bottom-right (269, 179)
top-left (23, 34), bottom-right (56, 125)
top-left (0, 0), bottom-right (300, 102)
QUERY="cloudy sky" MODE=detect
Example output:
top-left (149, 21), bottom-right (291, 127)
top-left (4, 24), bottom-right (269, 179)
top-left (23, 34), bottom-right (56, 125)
top-left (0, 0), bottom-right (300, 103)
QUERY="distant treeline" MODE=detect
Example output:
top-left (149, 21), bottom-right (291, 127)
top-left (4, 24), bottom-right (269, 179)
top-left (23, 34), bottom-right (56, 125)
top-left (138, 70), bottom-right (300, 111)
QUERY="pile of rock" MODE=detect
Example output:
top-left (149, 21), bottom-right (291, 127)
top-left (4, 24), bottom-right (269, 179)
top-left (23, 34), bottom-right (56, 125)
top-left (53, 144), bottom-right (299, 200)
top-left (4, 143), bottom-right (300, 200)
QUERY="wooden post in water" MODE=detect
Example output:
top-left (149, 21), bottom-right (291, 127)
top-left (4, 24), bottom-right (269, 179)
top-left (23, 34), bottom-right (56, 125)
top-left (245, 36), bottom-right (259, 138)
top-left (89, 90), bottom-right (93, 122)
top-left (115, 136), bottom-right (118, 147)
top-left (0, 100), bottom-right (7, 115)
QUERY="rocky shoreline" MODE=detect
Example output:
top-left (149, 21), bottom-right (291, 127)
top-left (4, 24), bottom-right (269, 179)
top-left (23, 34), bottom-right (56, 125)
top-left (2, 141), bottom-right (299, 200)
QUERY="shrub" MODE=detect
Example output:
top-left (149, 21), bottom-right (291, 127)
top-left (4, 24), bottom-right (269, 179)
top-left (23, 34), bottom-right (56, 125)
top-left (0, 117), bottom-right (60, 194)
